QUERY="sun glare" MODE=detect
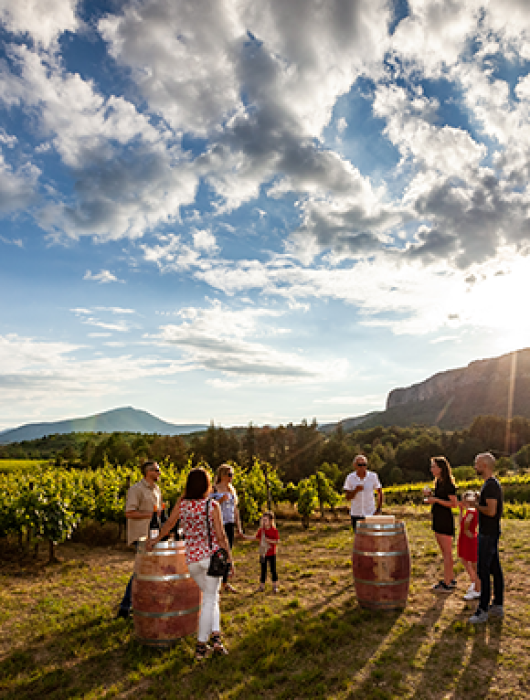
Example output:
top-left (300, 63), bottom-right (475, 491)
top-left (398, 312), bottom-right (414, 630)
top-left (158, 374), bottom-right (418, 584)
top-left (465, 258), bottom-right (530, 354)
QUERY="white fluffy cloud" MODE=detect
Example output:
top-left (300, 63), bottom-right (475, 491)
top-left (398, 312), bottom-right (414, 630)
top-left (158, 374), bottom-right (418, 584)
top-left (154, 300), bottom-right (348, 383)
top-left (391, 0), bottom-right (483, 77)
top-left (0, 0), bottom-right (79, 48)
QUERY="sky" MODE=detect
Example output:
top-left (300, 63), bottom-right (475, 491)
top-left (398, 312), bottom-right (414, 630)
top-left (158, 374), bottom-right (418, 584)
top-left (2, 0), bottom-right (530, 432)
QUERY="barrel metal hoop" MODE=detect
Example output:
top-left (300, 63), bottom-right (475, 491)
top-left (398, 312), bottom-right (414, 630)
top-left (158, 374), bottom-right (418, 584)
top-left (133, 605), bottom-right (201, 619)
top-left (357, 523), bottom-right (405, 531)
top-left (355, 531), bottom-right (406, 537)
top-left (358, 601), bottom-right (407, 609)
top-left (352, 549), bottom-right (409, 557)
top-left (134, 637), bottom-right (180, 646)
top-left (354, 577), bottom-right (410, 586)
top-left (135, 573), bottom-right (191, 582)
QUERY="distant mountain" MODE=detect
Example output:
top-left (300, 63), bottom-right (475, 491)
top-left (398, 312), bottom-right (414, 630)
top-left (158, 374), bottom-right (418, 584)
top-left (318, 412), bottom-right (381, 435)
top-left (0, 407), bottom-right (208, 444)
top-left (325, 347), bottom-right (530, 433)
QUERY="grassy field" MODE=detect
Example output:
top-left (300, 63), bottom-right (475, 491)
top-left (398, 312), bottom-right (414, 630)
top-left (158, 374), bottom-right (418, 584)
top-left (0, 508), bottom-right (529, 700)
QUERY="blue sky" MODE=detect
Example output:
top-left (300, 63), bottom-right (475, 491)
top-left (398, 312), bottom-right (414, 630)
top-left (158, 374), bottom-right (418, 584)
top-left (2, 0), bottom-right (530, 431)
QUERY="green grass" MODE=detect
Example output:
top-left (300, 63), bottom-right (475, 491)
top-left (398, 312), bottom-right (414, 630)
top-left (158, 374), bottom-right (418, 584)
top-left (0, 515), bottom-right (529, 699)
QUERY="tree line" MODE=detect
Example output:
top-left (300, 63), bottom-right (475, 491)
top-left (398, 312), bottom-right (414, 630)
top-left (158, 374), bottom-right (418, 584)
top-left (2, 413), bottom-right (530, 488)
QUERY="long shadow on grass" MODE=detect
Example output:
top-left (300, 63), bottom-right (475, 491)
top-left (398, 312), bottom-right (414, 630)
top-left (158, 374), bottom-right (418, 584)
top-left (344, 596), bottom-right (447, 699)
top-left (409, 605), bottom-right (474, 699)
top-left (453, 619), bottom-right (503, 699)
top-left (153, 600), bottom-right (410, 700)
top-left (0, 614), bottom-right (193, 700)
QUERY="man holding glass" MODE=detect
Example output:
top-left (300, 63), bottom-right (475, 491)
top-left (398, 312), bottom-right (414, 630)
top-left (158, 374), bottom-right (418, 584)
top-left (343, 455), bottom-right (383, 531)
top-left (117, 460), bottom-right (162, 619)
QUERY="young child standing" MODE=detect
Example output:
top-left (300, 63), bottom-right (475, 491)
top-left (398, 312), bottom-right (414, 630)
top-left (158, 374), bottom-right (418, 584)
top-left (458, 491), bottom-right (481, 601)
top-left (242, 511), bottom-right (280, 593)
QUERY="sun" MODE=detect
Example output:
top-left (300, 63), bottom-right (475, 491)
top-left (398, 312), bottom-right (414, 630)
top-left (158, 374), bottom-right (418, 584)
top-left (464, 256), bottom-right (530, 354)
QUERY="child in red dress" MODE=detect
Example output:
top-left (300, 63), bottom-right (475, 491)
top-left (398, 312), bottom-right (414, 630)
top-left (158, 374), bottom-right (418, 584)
top-left (242, 511), bottom-right (280, 593)
top-left (458, 491), bottom-right (481, 601)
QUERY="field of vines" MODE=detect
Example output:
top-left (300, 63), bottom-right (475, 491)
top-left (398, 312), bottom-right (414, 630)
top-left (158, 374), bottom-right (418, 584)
top-left (1, 460), bottom-right (529, 563)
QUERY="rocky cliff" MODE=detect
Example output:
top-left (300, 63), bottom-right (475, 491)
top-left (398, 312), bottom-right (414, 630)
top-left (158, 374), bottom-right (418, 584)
top-left (357, 347), bottom-right (530, 430)
top-left (387, 348), bottom-right (530, 410)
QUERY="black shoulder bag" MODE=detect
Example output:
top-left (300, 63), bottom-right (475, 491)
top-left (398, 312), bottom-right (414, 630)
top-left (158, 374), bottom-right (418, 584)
top-left (206, 499), bottom-right (231, 578)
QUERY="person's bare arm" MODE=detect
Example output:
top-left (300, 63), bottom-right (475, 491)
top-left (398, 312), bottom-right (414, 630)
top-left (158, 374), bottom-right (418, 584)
top-left (478, 498), bottom-right (497, 518)
top-left (426, 494), bottom-right (457, 508)
top-left (212, 502), bottom-right (234, 567)
top-left (375, 487), bottom-right (383, 513)
top-left (147, 499), bottom-right (181, 548)
top-left (344, 485), bottom-right (363, 500)
top-left (125, 509), bottom-right (153, 520)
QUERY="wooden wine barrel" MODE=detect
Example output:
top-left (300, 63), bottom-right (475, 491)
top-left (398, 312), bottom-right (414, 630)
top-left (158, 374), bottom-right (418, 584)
top-left (132, 539), bottom-right (201, 646)
top-left (352, 520), bottom-right (411, 610)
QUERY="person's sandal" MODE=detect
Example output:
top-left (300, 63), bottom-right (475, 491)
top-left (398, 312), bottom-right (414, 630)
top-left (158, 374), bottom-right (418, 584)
top-left (195, 642), bottom-right (210, 660)
top-left (211, 633), bottom-right (228, 656)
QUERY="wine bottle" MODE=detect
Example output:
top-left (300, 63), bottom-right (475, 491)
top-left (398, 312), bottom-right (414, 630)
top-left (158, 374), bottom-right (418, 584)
top-left (149, 506), bottom-right (160, 540)
top-left (160, 503), bottom-right (169, 541)
top-left (170, 516), bottom-right (184, 541)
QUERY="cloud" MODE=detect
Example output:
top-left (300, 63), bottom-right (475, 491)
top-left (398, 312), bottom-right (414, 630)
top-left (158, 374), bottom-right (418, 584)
top-left (153, 299), bottom-right (348, 383)
top-left (0, 235), bottom-right (23, 247)
top-left (391, 0), bottom-right (483, 77)
top-left (83, 270), bottom-right (123, 284)
top-left (98, 0), bottom-right (393, 219)
top-left (192, 228), bottom-right (218, 252)
top-left (0, 0), bottom-right (80, 49)
top-left (0, 44), bottom-right (198, 241)
top-left (0, 332), bottom-right (188, 409)
top-left (0, 153), bottom-right (39, 213)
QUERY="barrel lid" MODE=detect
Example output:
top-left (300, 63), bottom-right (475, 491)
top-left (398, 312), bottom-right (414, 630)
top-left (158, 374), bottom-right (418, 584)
top-left (356, 520), bottom-right (405, 532)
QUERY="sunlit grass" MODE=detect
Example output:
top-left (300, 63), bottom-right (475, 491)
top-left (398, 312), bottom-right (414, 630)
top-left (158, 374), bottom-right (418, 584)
top-left (0, 516), bottom-right (528, 699)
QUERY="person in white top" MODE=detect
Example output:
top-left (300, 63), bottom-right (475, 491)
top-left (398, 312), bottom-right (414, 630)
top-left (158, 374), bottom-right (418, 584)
top-left (343, 455), bottom-right (383, 531)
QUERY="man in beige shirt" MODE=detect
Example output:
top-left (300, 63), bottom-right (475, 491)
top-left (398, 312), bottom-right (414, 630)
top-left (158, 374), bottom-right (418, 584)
top-left (117, 461), bottom-right (162, 619)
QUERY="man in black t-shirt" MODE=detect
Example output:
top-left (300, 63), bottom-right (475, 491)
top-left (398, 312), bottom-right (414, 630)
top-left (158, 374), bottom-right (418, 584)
top-left (468, 452), bottom-right (504, 624)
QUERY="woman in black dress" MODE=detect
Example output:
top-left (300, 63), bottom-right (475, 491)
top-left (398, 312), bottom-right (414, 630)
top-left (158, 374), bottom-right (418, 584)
top-left (425, 456), bottom-right (458, 592)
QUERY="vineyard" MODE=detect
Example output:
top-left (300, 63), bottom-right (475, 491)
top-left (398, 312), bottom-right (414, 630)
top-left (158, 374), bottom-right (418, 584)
top-left (0, 460), bottom-right (342, 561)
top-left (2, 459), bottom-right (530, 563)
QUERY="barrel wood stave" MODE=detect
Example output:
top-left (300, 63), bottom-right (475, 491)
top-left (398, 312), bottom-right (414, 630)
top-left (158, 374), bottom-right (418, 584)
top-left (132, 540), bottom-right (201, 646)
top-left (352, 521), bottom-right (411, 610)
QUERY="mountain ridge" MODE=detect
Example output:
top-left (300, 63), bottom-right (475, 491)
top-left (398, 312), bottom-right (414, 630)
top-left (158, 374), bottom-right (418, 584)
top-left (327, 347), bottom-right (530, 433)
top-left (0, 407), bottom-right (208, 444)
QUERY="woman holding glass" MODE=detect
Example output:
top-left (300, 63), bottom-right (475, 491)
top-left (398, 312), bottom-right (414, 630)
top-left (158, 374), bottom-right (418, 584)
top-left (425, 456), bottom-right (458, 593)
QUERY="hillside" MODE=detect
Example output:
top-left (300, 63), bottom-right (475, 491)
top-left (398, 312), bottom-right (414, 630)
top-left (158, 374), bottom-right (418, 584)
top-left (0, 407), bottom-right (207, 444)
top-left (336, 347), bottom-right (530, 432)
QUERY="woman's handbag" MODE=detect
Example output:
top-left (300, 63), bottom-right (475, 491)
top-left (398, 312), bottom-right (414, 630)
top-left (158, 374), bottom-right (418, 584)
top-left (205, 500), bottom-right (231, 578)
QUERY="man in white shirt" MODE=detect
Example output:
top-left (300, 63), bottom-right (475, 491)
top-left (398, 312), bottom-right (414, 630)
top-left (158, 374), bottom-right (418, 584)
top-left (343, 455), bottom-right (383, 531)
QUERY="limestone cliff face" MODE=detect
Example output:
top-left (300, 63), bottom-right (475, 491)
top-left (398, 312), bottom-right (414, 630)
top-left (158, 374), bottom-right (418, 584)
top-left (386, 348), bottom-right (530, 409)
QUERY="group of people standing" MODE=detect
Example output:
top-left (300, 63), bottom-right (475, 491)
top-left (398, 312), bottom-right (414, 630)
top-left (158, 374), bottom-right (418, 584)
top-left (343, 450), bottom-right (505, 625)
top-left (424, 452), bottom-right (504, 623)
top-left (119, 462), bottom-right (279, 660)
top-left (118, 449), bottom-right (505, 660)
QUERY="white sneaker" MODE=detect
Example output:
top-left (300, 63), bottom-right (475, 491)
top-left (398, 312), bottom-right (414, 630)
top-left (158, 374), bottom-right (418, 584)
top-left (466, 583), bottom-right (475, 593)
top-left (463, 589), bottom-right (481, 601)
